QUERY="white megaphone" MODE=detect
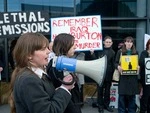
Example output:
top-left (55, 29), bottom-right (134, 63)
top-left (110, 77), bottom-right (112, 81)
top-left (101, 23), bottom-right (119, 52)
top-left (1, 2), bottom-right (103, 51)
top-left (52, 55), bottom-right (107, 86)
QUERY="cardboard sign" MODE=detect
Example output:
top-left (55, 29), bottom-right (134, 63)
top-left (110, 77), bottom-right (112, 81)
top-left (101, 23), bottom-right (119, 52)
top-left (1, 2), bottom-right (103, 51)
top-left (121, 55), bottom-right (138, 75)
top-left (109, 82), bottom-right (118, 108)
top-left (145, 58), bottom-right (150, 85)
top-left (144, 34), bottom-right (150, 50)
top-left (0, 11), bottom-right (50, 37)
top-left (51, 15), bottom-right (103, 51)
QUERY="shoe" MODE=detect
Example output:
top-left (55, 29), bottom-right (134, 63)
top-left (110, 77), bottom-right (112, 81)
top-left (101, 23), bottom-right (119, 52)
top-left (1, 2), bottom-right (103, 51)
top-left (104, 106), bottom-right (114, 112)
top-left (98, 106), bottom-right (104, 113)
top-left (92, 102), bottom-right (99, 108)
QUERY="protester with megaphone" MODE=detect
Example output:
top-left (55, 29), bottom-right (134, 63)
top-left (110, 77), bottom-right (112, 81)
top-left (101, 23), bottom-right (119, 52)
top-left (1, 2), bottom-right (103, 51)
top-left (47, 33), bottom-right (82, 113)
top-left (9, 33), bottom-right (74, 113)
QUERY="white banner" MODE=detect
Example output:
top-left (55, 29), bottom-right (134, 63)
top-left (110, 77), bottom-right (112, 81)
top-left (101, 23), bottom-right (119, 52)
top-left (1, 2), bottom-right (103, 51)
top-left (144, 34), bottom-right (150, 50)
top-left (51, 15), bottom-right (103, 51)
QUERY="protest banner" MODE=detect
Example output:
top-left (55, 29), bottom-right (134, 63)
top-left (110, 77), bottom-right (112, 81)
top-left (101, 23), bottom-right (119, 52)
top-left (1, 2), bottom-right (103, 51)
top-left (109, 82), bottom-right (118, 108)
top-left (51, 15), bottom-right (102, 51)
top-left (145, 58), bottom-right (150, 84)
top-left (0, 11), bottom-right (50, 38)
top-left (144, 34), bottom-right (150, 49)
top-left (121, 55), bottom-right (138, 75)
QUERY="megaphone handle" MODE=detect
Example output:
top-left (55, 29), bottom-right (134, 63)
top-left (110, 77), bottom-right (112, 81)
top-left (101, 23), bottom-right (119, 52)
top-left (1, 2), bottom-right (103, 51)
top-left (52, 68), bottom-right (76, 85)
top-left (58, 73), bottom-right (76, 85)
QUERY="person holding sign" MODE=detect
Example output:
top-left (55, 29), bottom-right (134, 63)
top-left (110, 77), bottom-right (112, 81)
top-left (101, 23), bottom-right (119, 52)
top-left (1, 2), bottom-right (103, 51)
top-left (0, 67), bottom-right (3, 78)
top-left (47, 33), bottom-right (82, 113)
top-left (139, 39), bottom-right (150, 113)
top-left (9, 33), bottom-right (74, 113)
top-left (115, 36), bottom-right (139, 113)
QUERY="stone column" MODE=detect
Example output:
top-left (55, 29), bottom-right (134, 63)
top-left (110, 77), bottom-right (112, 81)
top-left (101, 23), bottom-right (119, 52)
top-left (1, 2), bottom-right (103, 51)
top-left (136, 0), bottom-right (146, 54)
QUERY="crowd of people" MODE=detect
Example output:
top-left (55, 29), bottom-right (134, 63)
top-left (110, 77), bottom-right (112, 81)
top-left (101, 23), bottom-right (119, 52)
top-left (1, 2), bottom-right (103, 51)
top-left (1, 32), bottom-right (149, 113)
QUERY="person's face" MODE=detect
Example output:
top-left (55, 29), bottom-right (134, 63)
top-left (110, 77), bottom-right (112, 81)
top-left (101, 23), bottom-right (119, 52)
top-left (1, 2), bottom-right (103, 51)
top-left (103, 38), bottom-right (113, 48)
top-left (29, 46), bottom-right (50, 68)
top-left (49, 42), bottom-right (53, 52)
top-left (125, 41), bottom-right (133, 50)
top-left (67, 43), bottom-right (76, 57)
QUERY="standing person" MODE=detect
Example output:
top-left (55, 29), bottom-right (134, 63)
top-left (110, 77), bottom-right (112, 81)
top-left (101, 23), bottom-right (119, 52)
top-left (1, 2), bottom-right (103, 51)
top-left (8, 39), bottom-right (17, 70)
top-left (9, 32), bottom-right (74, 113)
top-left (47, 33), bottom-right (82, 113)
top-left (0, 50), bottom-right (3, 76)
top-left (139, 39), bottom-right (150, 113)
top-left (72, 51), bottom-right (85, 106)
top-left (97, 36), bottom-right (115, 113)
top-left (115, 36), bottom-right (139, 113)
top-left (0, 67), bottom-right (3, 73)
top-left (0, 46), bottom-right (4, 79)
top-left (48, 41), bottom-right (55, 62)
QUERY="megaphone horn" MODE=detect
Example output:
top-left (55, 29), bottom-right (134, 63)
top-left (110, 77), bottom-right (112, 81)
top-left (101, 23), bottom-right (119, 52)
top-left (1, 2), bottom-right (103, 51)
top-left (52, 55), bottom-right (107, 86)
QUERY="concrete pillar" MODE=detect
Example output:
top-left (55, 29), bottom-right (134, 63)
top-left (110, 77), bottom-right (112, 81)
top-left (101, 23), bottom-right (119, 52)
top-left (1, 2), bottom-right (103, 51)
top-left (147, 0), bottom-right (150, 34)
top-left (136, 0), bottom-right (146, 54)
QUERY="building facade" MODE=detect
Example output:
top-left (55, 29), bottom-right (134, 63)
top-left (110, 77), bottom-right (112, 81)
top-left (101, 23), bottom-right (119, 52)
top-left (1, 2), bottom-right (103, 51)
top-left (0, 0), bottom-right (150, 81)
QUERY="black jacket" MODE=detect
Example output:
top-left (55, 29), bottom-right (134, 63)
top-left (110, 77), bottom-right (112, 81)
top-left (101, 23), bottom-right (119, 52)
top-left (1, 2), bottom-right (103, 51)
top-left (96, 47), bottom-right (115, 82)
top-left (139, 50), bottom-right (150, 96)
top-left (14, 68), bottom-right (71, 113)
top-left (115, 49), bottom-right (139, 95)
top-left (47, 60), bottom-right (82, 113)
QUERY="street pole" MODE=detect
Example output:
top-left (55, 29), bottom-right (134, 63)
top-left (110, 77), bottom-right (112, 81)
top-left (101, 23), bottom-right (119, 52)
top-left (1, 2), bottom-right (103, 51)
top-left (4, 0), bottom-right (9, 82)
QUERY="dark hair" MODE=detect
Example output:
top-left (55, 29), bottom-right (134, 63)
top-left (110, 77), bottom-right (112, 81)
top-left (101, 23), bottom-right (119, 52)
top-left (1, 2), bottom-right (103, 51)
top-left (53, 33), bottom-right (75, 56)
top-left (146, 39), bottom-right (150, 50)
top-left (122, 36), bottom-right (137, 54)
top-left (103, 35), bottom-right (112, 41)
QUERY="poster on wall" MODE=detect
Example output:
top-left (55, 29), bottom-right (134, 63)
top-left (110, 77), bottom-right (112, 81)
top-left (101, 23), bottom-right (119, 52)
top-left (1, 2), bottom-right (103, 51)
top-left (0, 11), bottom-right (50, 38)
top-left (121, 55), bottom-right (138, 75)
top-left (144, 34), bottom-right (150, 49)
top-left (145, 58), bottom-right (150, 85)
top-left (50, 15), bottom-right (102, 51)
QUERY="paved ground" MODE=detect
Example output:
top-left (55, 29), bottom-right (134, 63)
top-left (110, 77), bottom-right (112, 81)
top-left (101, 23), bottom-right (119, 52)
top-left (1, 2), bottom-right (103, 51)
top-left (0, 103), bottom-right (117, 113)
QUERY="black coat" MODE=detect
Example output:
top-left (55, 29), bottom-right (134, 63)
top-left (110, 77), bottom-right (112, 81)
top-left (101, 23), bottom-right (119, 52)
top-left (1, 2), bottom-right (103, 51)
top-left (47, 60), bottom-right (82, 113)
top-left (139, 50), bottom-right (150, 96)
top-left (115, 49), bottom-right (139, 95)
top-left (96, 47), bottom-right (115, 82)
top-left (14, 68), bottom-right (71, 113)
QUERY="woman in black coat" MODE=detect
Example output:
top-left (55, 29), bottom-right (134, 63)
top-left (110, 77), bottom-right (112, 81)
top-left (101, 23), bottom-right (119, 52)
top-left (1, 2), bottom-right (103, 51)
top-left (9, 33), bottom-right (74, 113)
top-left (47, 33), bottom-right (82, 113)
top-left (115, 36), bottom-right (139, 113)
top-left (139, 39), bottom-right (150, 113)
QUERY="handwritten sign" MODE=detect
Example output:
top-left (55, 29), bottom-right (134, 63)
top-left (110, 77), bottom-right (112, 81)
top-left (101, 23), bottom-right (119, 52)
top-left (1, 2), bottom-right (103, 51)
top-left (145, 58), bottom-right (150, 84)
top-left (110, 82), bottom-right (118, 108)
top-left (121, 55), bottom-right (138, 75)
top-left (51, 15), bottom-right (102, 51)
top-left (144, 34), bottom-right (150, 49)
top-left (0, 11), bottom-right (50, 37)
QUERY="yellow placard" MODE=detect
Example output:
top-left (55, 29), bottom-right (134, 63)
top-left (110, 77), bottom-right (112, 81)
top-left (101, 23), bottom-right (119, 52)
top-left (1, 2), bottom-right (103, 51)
top-left (121, 55), bottom-right (138, 75)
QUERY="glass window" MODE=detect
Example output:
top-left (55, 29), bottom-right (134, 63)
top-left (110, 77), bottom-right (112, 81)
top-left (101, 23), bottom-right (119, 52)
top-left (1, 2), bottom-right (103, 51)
top-left (118, 1), bottom-right (136, 17)
top-left (78, 0), bottom-right (137, 17)
top-left (0, 0), bottom-right (4, 12)
top-left (102, 20), bottom-right (146, 54)
top-left (7, 0), bottom-right (75, 17)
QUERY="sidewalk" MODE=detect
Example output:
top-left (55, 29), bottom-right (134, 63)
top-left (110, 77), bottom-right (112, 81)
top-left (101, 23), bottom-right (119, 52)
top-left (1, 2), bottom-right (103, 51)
top-left (0, 103), bottom-right (117, 113)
